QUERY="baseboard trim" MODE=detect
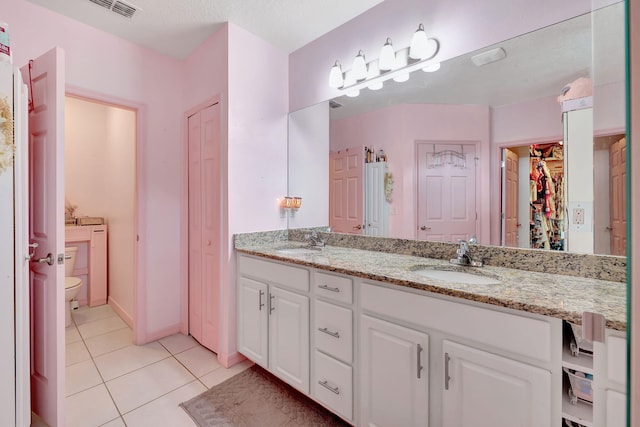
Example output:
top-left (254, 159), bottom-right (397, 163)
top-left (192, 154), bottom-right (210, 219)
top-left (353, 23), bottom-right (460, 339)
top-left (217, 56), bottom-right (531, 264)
top-left (107, 297), bottom-right (134, 329)
top-left (217, 351), bottom-right (246, 368)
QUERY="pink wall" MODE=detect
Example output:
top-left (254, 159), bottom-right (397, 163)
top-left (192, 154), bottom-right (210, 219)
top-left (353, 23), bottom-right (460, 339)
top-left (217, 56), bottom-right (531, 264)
top-left (223, 23), bottom-right (289, 365)
top-left (4, 0), bottom-right (186, 342)
top-left (64, 96), bottom-right (136, 324)
top-left (331, 103), bottom-right (490, 242)
top-left (289, 0), bottom-right (593, 111)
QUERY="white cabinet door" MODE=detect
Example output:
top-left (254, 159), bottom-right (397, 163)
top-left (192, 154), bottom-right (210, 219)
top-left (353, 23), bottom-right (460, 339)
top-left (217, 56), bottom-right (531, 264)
top-left (237, 276), bottom-right (268, 368)
top-left (605, 389), bottom-right (626, 427)
top-left (360, 315), bottom-right (429, 427)
top-left (442, 340), bottom-right (551, 427)
top-left (269, 285), bottom-right (310, 394)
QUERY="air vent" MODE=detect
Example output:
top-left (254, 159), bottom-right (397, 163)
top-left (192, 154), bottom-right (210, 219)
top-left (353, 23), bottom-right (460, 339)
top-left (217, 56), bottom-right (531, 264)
top-left (88, 0), bottom-right (137, 18)
top-left (329, 100), bottom-right (343, 109)
top-left (89, 0), bottom-right (114, 9)
top-left (112, 1), bottom-right (136, 18)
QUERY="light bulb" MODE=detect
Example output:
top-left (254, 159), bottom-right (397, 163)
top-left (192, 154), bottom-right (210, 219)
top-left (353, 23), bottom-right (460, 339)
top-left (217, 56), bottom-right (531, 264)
top-left (352, 50), bottom-right (368, 81)
top-left (328, 60), bottom-right (344, 88)
top-left (409, 23), bottom-right (429, 59)
top-left (379, 38), bottom-right (395, 71)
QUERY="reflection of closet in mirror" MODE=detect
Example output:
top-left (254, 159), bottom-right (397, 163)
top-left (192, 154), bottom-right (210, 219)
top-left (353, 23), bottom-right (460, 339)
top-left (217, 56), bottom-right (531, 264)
top-left (502, 143), bottom-right (564, 251)
top-left (329, 146), bottom-right (389, 236)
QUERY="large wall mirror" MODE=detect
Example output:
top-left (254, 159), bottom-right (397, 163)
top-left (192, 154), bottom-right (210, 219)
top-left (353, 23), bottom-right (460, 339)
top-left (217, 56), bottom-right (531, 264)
top-left (288, 1), bottom-right (626, 257)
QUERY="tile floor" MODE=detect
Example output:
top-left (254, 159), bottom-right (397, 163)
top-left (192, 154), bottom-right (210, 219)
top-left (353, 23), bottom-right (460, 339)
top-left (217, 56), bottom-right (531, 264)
top-left (64, 304), bottom-right (252, 427)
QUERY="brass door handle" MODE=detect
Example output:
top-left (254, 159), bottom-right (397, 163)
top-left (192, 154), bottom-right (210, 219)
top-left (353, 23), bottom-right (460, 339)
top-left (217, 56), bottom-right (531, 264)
top-left (353, 224), bottom-right (362, 230)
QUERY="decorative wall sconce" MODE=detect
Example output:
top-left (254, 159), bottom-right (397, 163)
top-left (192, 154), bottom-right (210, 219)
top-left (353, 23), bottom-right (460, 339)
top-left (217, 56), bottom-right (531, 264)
top-left (279, 196), bottom-right (302, 216)
top-left (328, 22), bottom-right (440, 95)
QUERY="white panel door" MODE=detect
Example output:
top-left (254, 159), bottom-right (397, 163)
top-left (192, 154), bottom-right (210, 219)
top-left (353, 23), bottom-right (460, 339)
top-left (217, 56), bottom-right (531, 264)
top-left (269, 286), bottom-right (310, 394)
top-left (609, 136), bottom-right (626, 256)
top-left (365, 162), bottom-right (388, 236)
top-left (503, 148), bottom-right (519, 247)
top-left (20, 48), bottom-right (66, 427)
top-left (237, 276), bottom-right (268, 368)
top-left (329, 148), bottom-right (364, 234)
top-left (605, 389), bottom-right (626, 427)
top-left (188, 103), bottom-right (221, 353)
top-left (360, 315), bottom-right (429, 427)
top-left (417, 143), bottom-right (477, 242)
top-left (442, 340), bottom-right (551, 427)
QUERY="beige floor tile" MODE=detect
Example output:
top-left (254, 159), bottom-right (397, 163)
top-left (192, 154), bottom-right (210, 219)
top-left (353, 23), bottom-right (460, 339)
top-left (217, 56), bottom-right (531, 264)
top-left (84, 327), bottom-right (134, 358)
top-left (72, 304), bottom-right (117, 326)
top-left (93, 341), bottom-right (170, 381)
top-left (77, 316), bottom-right (128, 340)
top-left (65, 384), bottom-right (120, 427)
top-left (123, 380), bottom-right (205, 427)
top-left (158, 333), bottom-right (199, 355)
top-left (66, 340), bottom-right (91, 366)
top-left (66, 325), bottom-right (82, 344)
top-left (175, 345), bottom-right (220, 378)
top-left (106, 358), bottom-right (197, 414)
top-left (66, 359), bottom-right (103, 396)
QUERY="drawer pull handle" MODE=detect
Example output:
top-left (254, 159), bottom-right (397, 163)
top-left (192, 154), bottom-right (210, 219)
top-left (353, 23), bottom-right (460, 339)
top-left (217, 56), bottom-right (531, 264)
top-left (269, 294), bottom-right (275, 315)
top-left (318, 380), bottom-right (340, 395)
top-left (318, 327), bottom-right (340, 339)
top-left (444, 352), bottom-right (451, 390)
top-left (318, 284), bottom-right (340, 293)
top-left (258, 290), bottom-right (265, 311)
top-left (417, 344), bottom-right (424, 379)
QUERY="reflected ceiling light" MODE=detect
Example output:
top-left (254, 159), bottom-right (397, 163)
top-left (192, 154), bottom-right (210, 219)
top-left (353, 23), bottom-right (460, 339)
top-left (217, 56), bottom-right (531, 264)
top-left (422, 62), bottom-right (441, 72)
top-left (392, 49), bottom-right (409, 82)
top-left (366, 60), bottom-right (383, 90)
top-left (352, 50), bottom-right (368, 80)
top-left (343, 70), bottom-right (360, 97)
top-left (379, 38), bottom-right (395, 71)
top-left (471, 47), bottom-right (506, 66)
top-left (409, 23), bottom-right (429, 59)
top-left (329, 60), bottom-right (344, 88)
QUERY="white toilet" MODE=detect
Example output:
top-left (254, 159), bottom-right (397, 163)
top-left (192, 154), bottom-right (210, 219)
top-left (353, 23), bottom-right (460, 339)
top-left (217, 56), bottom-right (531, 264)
top-left (64, 246), bottom-right (84, 327)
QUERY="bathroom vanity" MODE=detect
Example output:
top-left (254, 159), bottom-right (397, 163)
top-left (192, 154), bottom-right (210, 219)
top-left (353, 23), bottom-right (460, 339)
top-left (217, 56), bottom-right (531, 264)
top-left (235, 236), bottom-right (626, 427)
top-left (65, 225), bottom-right (108, 307)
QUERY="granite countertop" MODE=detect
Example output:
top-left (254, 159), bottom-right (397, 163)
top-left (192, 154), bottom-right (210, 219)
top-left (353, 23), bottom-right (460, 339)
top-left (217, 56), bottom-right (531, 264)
top-left (236, 242), bottom-right (627, 331)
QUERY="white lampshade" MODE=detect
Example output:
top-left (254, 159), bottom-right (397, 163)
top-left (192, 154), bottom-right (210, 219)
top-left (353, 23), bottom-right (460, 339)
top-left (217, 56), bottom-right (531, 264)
top-left (409, 23), bottom-right (429, 59)
top-left (329, 60), bottom-right (344, 88)
top-left (346, 89), bottom-right (360, 97)
top-left (422, 62), bottom-right (441, 72)
top-left (352, 50), bottom-right (368, 81)
top-left (367, 59), bottom-right (380, 79)
top-left (368, 81), bottom-right (383, 90)
top-left (393, 74), bottom-right (410, 83)
top-left (379, 38), bottom-right (395, 71)
top-left (392, 50), bottom-right (409, 82)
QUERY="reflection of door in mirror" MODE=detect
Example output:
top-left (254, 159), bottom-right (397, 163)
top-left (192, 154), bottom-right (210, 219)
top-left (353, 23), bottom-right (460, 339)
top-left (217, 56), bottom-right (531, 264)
top-left (594, 134), bottom-right (626, 255)
top-left (502, 148), bottom-right (519, 247)
top-left (329, 148), bottom-right (364, 234)
top-left (416, 142), bottom-right (477, 242)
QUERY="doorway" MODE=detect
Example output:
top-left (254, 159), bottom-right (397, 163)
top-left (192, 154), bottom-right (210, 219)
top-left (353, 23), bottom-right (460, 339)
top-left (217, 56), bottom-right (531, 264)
top-left (64, 95), bottom-right (137, 325)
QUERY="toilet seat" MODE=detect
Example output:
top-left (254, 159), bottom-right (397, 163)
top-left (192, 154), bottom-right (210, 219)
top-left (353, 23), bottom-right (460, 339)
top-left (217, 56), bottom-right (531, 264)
top-left (65, 276), bottom-right (82, 290)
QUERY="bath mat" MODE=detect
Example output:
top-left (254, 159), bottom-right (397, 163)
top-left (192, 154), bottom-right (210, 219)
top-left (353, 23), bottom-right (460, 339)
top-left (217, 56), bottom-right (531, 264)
top-left (180, 365), bottom-right (351, 427)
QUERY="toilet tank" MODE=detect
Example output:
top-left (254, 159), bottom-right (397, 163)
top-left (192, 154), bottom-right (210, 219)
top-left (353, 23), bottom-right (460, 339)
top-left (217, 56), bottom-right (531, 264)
top-left (64, 246), bottom-right (79, 276)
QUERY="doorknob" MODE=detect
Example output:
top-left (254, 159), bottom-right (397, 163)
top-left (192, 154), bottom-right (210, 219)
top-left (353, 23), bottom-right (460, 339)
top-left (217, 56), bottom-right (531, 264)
top-left (606, 226), bottom-right (613, 231)
top-left (33, 253), bottom-right (55, 266)
top-left (419, 226), bottom-right (431, 231)
top-left (353, 224), bottom-right (362, 230)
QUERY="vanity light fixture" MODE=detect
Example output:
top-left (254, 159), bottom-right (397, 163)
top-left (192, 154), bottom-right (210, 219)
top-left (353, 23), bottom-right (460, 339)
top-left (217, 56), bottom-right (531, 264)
top-left (352, 50), bottom-right (368, 81)
top-left (329, 60), bottom-right (344, 88)
top-left (328, 23), bottom-right (440, 95)
top-left (379, 38), bottom-right (396, 71)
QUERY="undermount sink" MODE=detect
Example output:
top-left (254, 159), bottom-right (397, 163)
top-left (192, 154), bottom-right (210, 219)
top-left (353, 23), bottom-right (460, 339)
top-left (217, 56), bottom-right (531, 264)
top-left (275, 247), bottom-right (323, 255)
top-left (410, 265), bottom-right (501, 285)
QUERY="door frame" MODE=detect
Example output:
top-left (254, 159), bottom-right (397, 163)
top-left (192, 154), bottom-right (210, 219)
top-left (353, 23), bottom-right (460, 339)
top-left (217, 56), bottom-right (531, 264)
top-left (180, 95), bottom-right (222, 336)
top-left (65, 85), bottom-right (145, 342)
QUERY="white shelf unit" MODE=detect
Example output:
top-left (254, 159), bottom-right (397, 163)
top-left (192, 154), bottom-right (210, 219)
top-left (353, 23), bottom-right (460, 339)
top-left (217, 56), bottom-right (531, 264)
top-left (561, 320), bottom-right (594, 427)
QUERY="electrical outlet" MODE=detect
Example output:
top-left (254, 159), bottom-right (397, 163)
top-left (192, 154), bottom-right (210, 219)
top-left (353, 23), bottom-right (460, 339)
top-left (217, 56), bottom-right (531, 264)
top-left (573, 207), bottom-right (585, 225)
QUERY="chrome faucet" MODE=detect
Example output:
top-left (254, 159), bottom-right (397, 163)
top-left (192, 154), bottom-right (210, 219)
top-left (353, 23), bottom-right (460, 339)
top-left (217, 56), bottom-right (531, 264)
top-left (305, 230), bottom-right (326, 248)
top-left (450, 239), bottom-right (483, 267)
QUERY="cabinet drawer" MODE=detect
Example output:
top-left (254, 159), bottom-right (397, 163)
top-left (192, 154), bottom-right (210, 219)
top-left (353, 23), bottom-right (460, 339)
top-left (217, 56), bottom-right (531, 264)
top-left (361, 282), bottom-right (554, 363)
top-left (314, 351), bottom-right (353, 421)
top-left (315, 300), bottom-right (352, 363)
top-left (238, 255), bottom-right (309, 293)
top-left (314, 271), bottom-right (352, 304)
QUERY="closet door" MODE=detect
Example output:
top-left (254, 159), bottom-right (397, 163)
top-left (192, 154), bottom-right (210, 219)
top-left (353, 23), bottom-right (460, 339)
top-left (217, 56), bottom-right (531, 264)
top-left (188, 103), bottom-right (221, 353)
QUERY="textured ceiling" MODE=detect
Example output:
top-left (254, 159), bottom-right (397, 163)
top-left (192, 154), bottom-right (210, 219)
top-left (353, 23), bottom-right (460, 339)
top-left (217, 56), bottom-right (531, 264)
top-left (26, 0), bottom-right (384, 59)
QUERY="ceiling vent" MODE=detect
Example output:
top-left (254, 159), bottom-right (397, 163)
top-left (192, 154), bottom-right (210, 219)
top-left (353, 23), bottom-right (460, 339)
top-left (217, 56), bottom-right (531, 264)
top-left (329, 100), bottom-right (343, 109)
top-left (88, 0), bottom-right (138, 18)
